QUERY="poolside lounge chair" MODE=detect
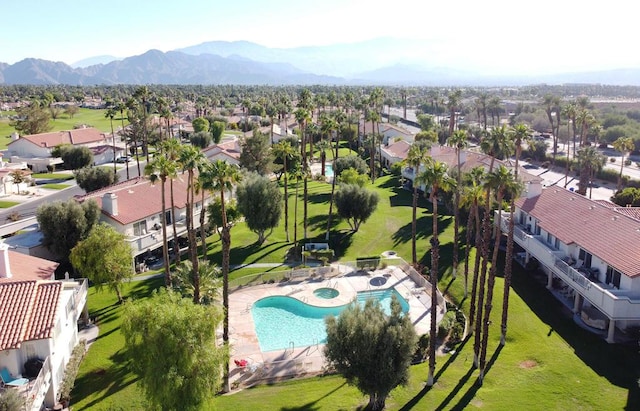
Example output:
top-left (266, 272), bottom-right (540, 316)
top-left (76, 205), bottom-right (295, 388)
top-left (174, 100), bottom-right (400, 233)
top-left (0, 367), bottom-right (29, 387)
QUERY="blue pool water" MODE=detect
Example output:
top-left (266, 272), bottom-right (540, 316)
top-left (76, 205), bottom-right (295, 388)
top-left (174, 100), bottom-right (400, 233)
top-left (251, 289), bottom-right (409, 352)
top-left (326, 164), bottom-right (334, 178)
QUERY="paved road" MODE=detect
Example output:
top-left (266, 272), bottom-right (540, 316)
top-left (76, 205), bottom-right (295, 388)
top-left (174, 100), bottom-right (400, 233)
top-left (0, 161), bottom-right (144, 223)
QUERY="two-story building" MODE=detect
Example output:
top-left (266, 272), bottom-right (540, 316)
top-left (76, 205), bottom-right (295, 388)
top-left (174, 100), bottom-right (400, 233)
top-left (498, 182), bottom-right (640, 343)
top-left (0, 244), bottom-right (88, 410)
top-left (76, 176), bottom-right (213, 271)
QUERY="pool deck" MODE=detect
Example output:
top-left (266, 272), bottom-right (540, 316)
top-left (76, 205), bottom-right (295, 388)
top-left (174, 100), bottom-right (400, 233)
top-left (227, 263), bottom-right (443, 389)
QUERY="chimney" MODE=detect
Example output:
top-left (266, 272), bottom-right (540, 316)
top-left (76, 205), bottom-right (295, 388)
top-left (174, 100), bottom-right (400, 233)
top-left (526, 181), bottom-right (542, 198)
top-left (11, 132), bottom-right (19, 141)
top-left (0, 242), bottom-right (12, 279)
top-left (102, 192), bottom-right (118, 216)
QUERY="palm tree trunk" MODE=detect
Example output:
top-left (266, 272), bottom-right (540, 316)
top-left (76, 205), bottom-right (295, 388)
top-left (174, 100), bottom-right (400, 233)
top-left (427, 191), bottom-right (439, 387)
top-left (463, 205), bottom-right (475, 298)
top-left (303, 177), bottom-right (308, 240)
top-left (501, 201), bottom-right (515, 345)
top-left (479, 194), bottom-right (504, 383)
top-left (199, 189), bottom-right (207, 259)
top-left (161, 178), bottom-right (171, 287)
top-left (283, 158), bottom-right (289, 243)
top-left (468, 203), bottom-right (482, 329)
top-left (325, 144), bottom-right (338, 242)
top-left (170, 179), bottom-right (179, 263)
top-left (473, 192), bottom-right (492, 368)
top-left (221, 189), bottom-right (231, 389)
top-left (411, 185), bottom-right (418, 265)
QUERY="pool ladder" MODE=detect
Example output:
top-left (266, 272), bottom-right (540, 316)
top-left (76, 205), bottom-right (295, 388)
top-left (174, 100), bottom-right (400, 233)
top-left (284, 341), bottom-right (294, 358)
top-left (306, 338), bottom-right (319, 356)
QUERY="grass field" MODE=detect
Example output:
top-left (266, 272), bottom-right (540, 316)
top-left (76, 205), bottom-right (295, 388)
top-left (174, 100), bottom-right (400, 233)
top-left (32, 173), bottom-right (75, 180)
top-left (0, 108), bottom-right (121, 150)
top-left (0, 200), bottom-right (19, 208)
top-left (39, 183), bottom-right (70, 190)
top-left (69, 174), bottom-right (640, 410)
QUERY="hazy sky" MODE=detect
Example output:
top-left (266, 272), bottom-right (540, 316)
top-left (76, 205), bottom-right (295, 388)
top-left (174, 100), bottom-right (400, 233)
top-left (2, 0), bottom-right (638, 74)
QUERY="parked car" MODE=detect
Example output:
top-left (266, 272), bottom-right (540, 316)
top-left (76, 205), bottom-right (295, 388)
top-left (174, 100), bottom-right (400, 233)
top-left (116, 156), bottom-right (131, 163)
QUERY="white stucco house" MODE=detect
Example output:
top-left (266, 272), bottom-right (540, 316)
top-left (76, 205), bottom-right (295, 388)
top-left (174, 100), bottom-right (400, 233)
top-left (5, 127), bottom-right (109, 172)
top-left (0, 244), bottom-right (88, 410)
top-left (498, 182), bottom-right (640, 343)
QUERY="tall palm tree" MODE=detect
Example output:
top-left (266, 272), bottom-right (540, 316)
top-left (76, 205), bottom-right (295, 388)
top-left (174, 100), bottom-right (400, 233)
top-left (542, 94), bottom-right (562, 164)
top-left (576, 146), bottom-right (605, 198)
top-left (115, 101), bottom-right (130, 180)
top-left (273, 141), bottom-right (296, 243)
top-left (294, 107), bottom-right (312, 241)
top-left (173, 259), bottom-right (221, 305)
top-left (446, 129), bottom-right (469, 276)
top-left (105, 107), bottom-right (118, 177)
top-left (446, 89), bottom-right (462, 136)
top-left (179, 145), bottom-right (206, 284)
top-left (613, 136), bottom-right (635, 190)
top-left (144, 154), bottom-right (177, 287)
top-left (500, 124), bottom-right (530, 345)
top-left (478, 165), bottom-right (520, 383)
top-left (474, 126), bottom-right (512, 366)
top-left (325, 111), bottom-right (345, 242)
top-left (133, 86), bottom-right (152, 162)
top-left (162, 138), bottom-right (182, 263)
top-left (416, 159), bottom-right (455, 387)
top-left (404, 143), bottom-right (431, 265)
top-left (461, 167), bottom-right (486, 301)
top-left (196, 162), bottom-right (215, 259)
top-left (576, 109), bottom-right (596, 147)
top-left (209, 159), bottom-right (241, 389)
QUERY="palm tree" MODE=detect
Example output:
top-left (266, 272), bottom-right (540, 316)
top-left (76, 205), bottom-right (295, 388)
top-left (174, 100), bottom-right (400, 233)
top-left (105, 107), bottom-right (118, 176)
top-left (461, 167), bottom-right (486, 301)
top-left (291, 165), bottom-right (306, 248)
top-left (162, 138), bottom-right (182, 262)
top-left (115, 101), bottom-right (130, 180)
top-left (294, 107), bottom-right (312, 241)
top-left (196, 162), bottom-right (215, 259)
top-left (173, 259), bottom-right (221, 305)
top-left (542, 94), bottom-right (562, 164)
top-left (478, 165), bottom-right (520, 383)
top-left (209, 159), bottom-right (241, 389)
top-left (500, 124), bottom-right (530, 345)
top-left (446, 129), bottom-right (469, 276)
top-left (133, 86), bottom-right (152, 162)
top-left (273, 141), bottom-right (296, 243)
top-left (325, 112), bottom-right (345, 242)
top-left (474, 126), bottom-right (512, 366)
top-left (446, 89), bottom-right (462, 136)
top-left (404, 143), bottom-right (431, 265)
top-left (613, 136), bottom-right (635, 190)
top-left (179, 145), bottom-right (206, 286)
top-left (416, 159), bottom-right (455, 387)
top-left (144, 154), bottom-right (177, 287)
top-left (576, 109), bottom-right (596, 147)
top-left (576, 146), bottom-right (605, 198)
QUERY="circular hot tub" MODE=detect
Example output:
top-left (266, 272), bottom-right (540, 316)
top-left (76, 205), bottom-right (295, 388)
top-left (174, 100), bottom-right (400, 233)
top-left (370, 276), bottom-right (388, 286)
top-left (314, 287), bottom-right (340, 299)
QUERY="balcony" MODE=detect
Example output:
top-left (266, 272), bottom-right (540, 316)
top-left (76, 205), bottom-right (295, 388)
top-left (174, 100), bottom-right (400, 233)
top-left (498, 213), bottom-right (640, 320)
top-left (8, 356), bottom-right (52, 411)
top-left (126, 220), bottom-right (188, 254)
top-left (62, 278), bottom-right (87, 320)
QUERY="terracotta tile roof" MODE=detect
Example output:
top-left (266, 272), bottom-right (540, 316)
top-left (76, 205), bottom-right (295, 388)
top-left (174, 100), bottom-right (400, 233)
top-left (203, 140), bottom-right (241, 161)
top-left (9, 127), bottom-right (106, 148)
top-left (516, 187), bottom-right (640, 277)
top-left (0, 251), bottom-right (58, 282)
top-left (382, 140), bottom-right (411, 160)
top-left (0, 280), bottom-right (61, 350)
top-left (77, 175), bottom-right (208, 225)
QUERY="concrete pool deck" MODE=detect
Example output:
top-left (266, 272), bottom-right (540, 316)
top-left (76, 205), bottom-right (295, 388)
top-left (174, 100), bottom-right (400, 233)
top-left (227, 262), bottom-right (444, 389)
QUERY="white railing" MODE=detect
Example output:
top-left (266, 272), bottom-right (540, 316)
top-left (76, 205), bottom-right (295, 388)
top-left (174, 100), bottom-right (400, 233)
top-left (498, 213), bottom-right (640, 319)
top-left (24, 356), bottom-right (51, 411)
top-left (125, 220), bottom-right (189, 253)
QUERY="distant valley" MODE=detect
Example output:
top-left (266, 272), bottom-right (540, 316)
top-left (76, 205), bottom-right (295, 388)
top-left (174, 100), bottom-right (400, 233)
top-left (2, 38), bottom-right (640, 86)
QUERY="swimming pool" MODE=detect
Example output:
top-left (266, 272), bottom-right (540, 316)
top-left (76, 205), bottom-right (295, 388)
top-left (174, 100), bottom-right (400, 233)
top-left (251, 288), bottom-right (409, 352)
top-left (326, 164), bottom-right (334, 178)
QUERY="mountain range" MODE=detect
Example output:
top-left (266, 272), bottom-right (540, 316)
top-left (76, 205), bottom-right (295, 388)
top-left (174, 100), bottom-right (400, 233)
top-left (2, 38), bottom-right (640, 86)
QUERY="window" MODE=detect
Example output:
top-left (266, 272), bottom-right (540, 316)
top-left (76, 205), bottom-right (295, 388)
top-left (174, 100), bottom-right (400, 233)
top-left (165, 210), bottom-right (172, 225)
top-left (579, 249), bottom-right (592, 268)
top-left (133, 220), bottom-right (147, 236)
top-left (554, 238), bottom-right (560, 250)
top-left (606, 266), bottom-right (622, 289)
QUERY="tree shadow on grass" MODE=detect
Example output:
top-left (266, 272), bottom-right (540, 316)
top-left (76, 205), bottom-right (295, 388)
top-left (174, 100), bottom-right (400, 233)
top-left (279, 381), bottom-right (348, 411)
top-left (307, 192), bottom-right (330, 205)
top-left (510, 267), bottom-right (640, 409)
top-left (446, 344), bottom-right (503, 410)
top-left (328, 230), bottom-right (355, 260)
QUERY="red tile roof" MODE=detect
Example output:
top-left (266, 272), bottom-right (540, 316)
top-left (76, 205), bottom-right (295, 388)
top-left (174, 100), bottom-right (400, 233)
top-left (77, 175), bottom-right (208, 225)
top-left (203, 140), bottom-right (241, 161)
top-left (0, 251), bottom-right (58, 282)
top-left (383, 140), bottom-right (411, 160)
top-left (516, 187), bottom-right (640, 277)
top-left (9, 127), bottom-right (106, 148)
top-left (0, 280), bottom-right (61, 350)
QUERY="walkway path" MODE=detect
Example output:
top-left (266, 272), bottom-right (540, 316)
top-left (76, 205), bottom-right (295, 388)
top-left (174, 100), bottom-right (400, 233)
top-left (131, 263), bottom-right (286, 282)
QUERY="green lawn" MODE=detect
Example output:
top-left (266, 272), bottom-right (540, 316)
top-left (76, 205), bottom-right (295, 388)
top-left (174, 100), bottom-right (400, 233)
top-left (39, 183), bottom-right (70, 190)
top-left (0, 201), bottom-right (19, 208)
top-left (32, 173), bottom-right (75, 180)
top-left (70, 174), bottom-right (640, 410)
top-left (0, 108), bottom-right (125, 150)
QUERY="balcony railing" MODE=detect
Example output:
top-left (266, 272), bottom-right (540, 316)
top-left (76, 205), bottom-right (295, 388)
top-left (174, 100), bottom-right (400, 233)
top-left (62, 278), bottom-right (88, 320)
top-left (126, 220), bottom-right (189, 253)
top-left (498, 213), bottom-right (640, 319)
top-left (23, 356), bottom-right (51, 411)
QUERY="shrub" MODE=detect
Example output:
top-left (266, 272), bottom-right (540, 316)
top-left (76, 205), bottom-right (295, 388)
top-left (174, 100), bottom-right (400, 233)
top-left (390, 162), bottom-right (403, 176)
top-left (0, 388), bottom-right (25, 411)
top-left (413, 334), bottom-right (430, 363)
top-left (437, 310), bottom-right (456, 339)
top-left (610, 157), bottom-right (616, 163)
top-left (59, 340), bottom-right (87, 404)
